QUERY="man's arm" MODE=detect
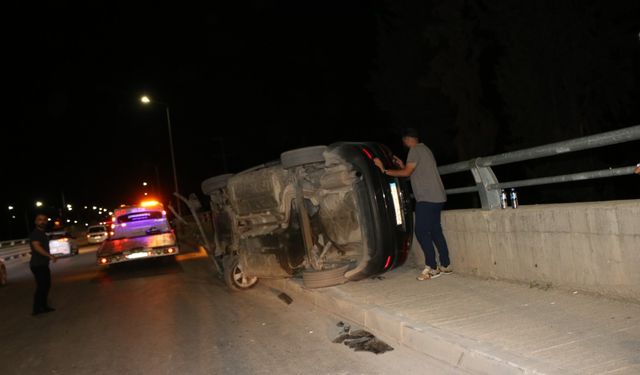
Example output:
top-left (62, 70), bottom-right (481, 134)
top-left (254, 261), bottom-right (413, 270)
top-left (374, 158), bottom-right (416, 177)
top-left (32, 241), bottom-right (57, 263)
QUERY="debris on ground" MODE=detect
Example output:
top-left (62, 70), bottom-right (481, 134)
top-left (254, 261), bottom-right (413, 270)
top-left (529, 280), bottom-right (552, 290)
top-left (333, 321), bottom-right (394, 354)
top-left (277, 292), bottom-right (293, 305)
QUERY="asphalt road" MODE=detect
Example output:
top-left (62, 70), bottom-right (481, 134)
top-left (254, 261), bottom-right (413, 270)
top-left (0, 244), bottom-right (464, 375)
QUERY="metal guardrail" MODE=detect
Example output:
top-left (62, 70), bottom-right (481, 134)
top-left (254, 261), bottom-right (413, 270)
top-left (0, 238), bottom-right (30, 262)
top-left (438, 125), bottom-right (640, 209)
top-left (0, 244), bottom-right (31, 262)
top-left (0, 238), bottom-right (28, 248)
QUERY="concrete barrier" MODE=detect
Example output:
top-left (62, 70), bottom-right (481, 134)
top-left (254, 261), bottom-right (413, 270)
top-left (409, 200), bottom-right (640, 301)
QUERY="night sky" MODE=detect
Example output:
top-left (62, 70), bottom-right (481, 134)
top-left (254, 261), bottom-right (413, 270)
top-left (2, 1), bottom-right (639, 239)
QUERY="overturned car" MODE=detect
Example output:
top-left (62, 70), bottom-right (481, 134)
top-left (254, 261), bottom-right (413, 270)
top-left (201, 143), bottom-right (413, 290)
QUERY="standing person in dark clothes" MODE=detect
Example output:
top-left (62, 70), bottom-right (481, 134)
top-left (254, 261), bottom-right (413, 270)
top-left (29, 213), bottom-right (57, 315)
top-left (373, 128), bottom-right (452, 281)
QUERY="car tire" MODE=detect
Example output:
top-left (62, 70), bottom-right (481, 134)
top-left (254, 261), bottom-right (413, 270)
top-left (302, 263), bottom-right (350, 289)
top-left (223, 255), bottom-right (258, 292)
top-left (201, 174), bottom-right (234, 195)
top-left (280, 146), bottom-right (327, 169)
top-left (0, 265), bottom-right (7, 286)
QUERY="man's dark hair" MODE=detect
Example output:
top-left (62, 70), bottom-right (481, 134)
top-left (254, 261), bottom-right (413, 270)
top-left (33, 212), bottom-right (48, 220)
top-left (402, 128), bottom-right (420, 139)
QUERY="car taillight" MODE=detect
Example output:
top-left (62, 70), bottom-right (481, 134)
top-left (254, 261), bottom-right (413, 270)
top-left (360, 147), bottom-right (373, 160)
top-left (167, 248), bottom-right (175, 254)
top-left (384, 255), bottom-right (392, 270)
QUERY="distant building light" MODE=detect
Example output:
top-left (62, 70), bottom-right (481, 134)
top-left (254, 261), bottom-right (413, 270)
top-left (73, 220), bottom-right (78, 224)
top-left (11, 215), bottom-right (16, 219)
top-left (8, 206), bottom-right (14, 210)
top-left (47, 218), bottom-right (52, 221)
top-left (36, 201), bottom-right (43, 207)
top-left (66, 219), bottom-right (71, 223)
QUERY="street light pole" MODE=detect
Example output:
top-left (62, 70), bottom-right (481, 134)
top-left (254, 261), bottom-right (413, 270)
top-left (165, 105), bottom-right (181, 215)
top-left (141, 95), bottom-right (181, 214)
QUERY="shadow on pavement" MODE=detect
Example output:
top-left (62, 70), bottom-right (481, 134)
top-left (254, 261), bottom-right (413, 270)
top-left (92, 257), bottom-right (184, 283)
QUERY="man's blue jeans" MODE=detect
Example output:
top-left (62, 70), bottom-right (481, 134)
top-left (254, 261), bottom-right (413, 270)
top-left (415, 201), bottom-right (450, 269)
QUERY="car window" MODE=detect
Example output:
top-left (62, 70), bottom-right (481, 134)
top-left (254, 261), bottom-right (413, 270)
top-left (89, 226), bottom-right (107, 233)
top-left (117, 211), bottom-right (163, 223)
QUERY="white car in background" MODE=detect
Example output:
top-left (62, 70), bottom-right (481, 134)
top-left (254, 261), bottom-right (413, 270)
top-left (87, 225), bottom-right (108, 244)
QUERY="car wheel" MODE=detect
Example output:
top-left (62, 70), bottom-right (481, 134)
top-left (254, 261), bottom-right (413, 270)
top-left (0, 265), bottom-right (7, 286)
top-left (280, 146), bottom-right (327, 169)
top-left (224, 255), bottom-right (258, 292)
top-left (302, 263), bottom-right (350, 289)
top-left (201, 174), bottom-right (234, 195)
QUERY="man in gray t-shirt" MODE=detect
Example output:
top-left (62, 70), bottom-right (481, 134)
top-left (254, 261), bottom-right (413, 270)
top-left (374, 128), bottom-right (451, 280)
top-left (406, 142), bottom-right (447, 203)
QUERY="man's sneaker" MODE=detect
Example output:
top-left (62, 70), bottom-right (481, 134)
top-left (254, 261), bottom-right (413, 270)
top-left (439, 265), bottom-right (453, 274)
top-left (417, 266), bottom-right (441, 281)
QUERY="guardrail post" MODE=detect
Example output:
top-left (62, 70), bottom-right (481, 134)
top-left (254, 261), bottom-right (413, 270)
top-left (469, 158), bottom-right (501, 210)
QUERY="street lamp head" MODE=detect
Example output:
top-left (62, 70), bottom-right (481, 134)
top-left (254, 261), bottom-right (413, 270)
top-left (140, 95), bottom-right (151, 104)
top-left (8, 205), bottom-right (13, 210)
top-left (35, 201), bottom-right (43, 207)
